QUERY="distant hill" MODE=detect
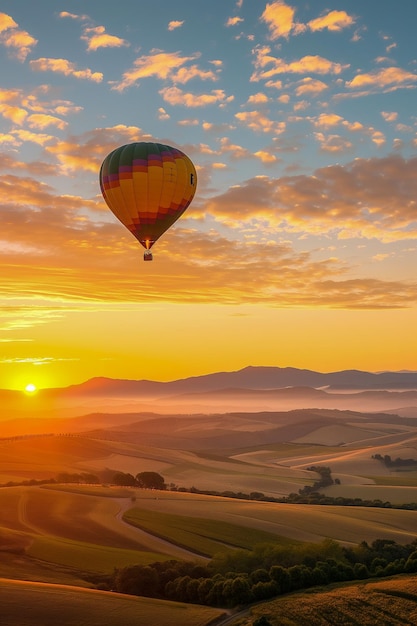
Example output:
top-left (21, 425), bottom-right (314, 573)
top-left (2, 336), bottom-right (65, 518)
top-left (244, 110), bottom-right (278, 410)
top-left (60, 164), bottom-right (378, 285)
top-left (2, 366), bottom-right (417, 422)
top-left (34, 366), bottom-right (417, 397)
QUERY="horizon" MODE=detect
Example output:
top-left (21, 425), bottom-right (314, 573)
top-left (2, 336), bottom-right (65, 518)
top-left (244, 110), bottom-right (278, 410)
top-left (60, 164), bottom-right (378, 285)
top-left (4, 363), bottom-right (417, 392)
top-left (1, 1), bottom-right (417, 392)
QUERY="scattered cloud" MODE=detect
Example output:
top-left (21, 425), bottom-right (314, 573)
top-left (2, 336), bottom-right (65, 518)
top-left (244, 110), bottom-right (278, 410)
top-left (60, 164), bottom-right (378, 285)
top-left (168, 20), bottom-right (184, 31)
top-left (346, 66), bottom-right (417, 91)
top-left (251, 46), bottom-right (349, 81)
top-left (0, 12), bottom-right (38, 61)
top-left (381, 111), bottom-right (397, 122)
top-left (235, 110), bottom-right (286, 134)
top-left (226, 16), bottom-right (244, 27)
top-left (295, 78), bottom-right (328, 96)
top-left (160, 86), bottom-right (234, 107)
top-left (29, 58), bottom-right (103, 82)
top-left (27, 114), bottom-right (67, 131)
top-left (111, 50), bottom-right (201, 91)
top-left (260, 1), bottom-right (299, 40)
top-left (81, 26), bottom-right (129, 51)
top-left (59, 11), bottom-right (90, 22)
top-left (308, 10), bottom-right (355, 32)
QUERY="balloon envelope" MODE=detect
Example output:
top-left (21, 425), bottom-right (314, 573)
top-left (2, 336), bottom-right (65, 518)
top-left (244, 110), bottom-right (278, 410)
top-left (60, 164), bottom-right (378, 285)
top-left (99, 142), bottom-right (197, 250)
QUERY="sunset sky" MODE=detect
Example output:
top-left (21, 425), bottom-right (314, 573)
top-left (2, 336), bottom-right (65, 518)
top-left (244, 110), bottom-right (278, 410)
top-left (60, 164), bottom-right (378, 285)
top-left (1, 0), bottom-right (417, 391)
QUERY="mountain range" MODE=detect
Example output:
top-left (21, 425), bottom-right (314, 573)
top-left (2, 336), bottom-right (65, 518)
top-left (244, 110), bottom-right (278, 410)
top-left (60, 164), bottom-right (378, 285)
top-left (2, 366), bottom-right (417, 425)
top-left (42, 365), bottom-right (417, 397)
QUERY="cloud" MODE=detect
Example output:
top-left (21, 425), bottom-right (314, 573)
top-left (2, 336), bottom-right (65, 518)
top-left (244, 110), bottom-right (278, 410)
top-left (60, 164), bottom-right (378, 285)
top-left (346, 66), bottom-right (417, 91)
top-left (0, 87), bottom-right (82, 144)
top-left (29, 58), bottom-right (103, 82)
top-left (1, 150), bottom-right (417, 310)
top-left (0, 103), bottom-right (28, 125)
top-left (314, 132), bottom-right (353, 153)
top-left (260, 1), bottom-right (298, 40)
top-left (308, 10), bottom-right (355, 32)
top-left (203, 154), bottom-right (417, 244)
top-left (0, 13), bottom-right (17, 33)
top-left (313, 113), bottom-right (344, 129)
top-left (81, 26), bottom-right (129, 51)
top-left (0, 12), bottom-right (38, 61)
top-left (295, 78), bottom-right (328, 96)
top-left (1, 205), bottom-right (414, 309)
top-left (27, 113), bottom-right (67, 131)
top-left (381, 111), bottom-right (398, 122)
top-left (158, 107), bottom-right (170, 120)
top-left (168, 20), bottom-right (184, 31)
top-left (254, 150), bottom-right (278, 164)
top-left (251, 46), bottom-right (349, 81)
top-left (59, 11), bottom-right (90, 22)
top-left (171, 65), bottom-right (218, 84)
top-left (160, 86), bottom-right (233, 107)
top-left (177, 118), bottom-right (199, 126)
top-left (218, 137), bottom-right (251, 159)
top-left (235, 110), bottom-right (286, 135)
top-left (43, 125), bottom-right (154, 173)
top-left (110, 50), bottom-right (201, 91)
top-left (226, 16), bottom-right (244, 27)
top-left (246, 92), bottom-right (269, 104)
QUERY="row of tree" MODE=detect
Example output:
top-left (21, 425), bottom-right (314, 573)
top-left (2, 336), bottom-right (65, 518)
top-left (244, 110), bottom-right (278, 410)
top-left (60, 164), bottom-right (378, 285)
top-left (372, 453), bottom-right (417, 468)
top-left (112, 471), bottom-right (166, 490)
top-left (111, 538), bottom-right (417, 607)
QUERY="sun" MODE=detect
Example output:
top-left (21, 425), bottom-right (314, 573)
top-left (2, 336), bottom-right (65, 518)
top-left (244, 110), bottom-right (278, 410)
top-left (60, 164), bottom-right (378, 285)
top-left (24, 383), bottom-right (37, 394)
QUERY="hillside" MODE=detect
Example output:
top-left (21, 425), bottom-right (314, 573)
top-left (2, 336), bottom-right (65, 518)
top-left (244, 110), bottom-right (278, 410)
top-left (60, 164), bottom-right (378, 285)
top-left (0, 578), bottom-right (225, 626)
top-left (238, 575), bottom-right (417, 626)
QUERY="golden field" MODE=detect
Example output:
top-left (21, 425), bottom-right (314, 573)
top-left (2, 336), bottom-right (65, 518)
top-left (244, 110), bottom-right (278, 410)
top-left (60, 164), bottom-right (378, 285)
top-left (0, 404), bottom-right (416, 624)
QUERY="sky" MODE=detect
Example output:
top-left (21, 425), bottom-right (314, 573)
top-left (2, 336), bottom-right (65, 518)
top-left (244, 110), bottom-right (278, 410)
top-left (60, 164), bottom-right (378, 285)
top-left (1, 0), bottom-right (417, 391)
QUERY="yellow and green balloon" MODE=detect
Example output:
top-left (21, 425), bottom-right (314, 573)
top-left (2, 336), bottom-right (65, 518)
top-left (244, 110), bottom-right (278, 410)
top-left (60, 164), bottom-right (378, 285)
top-left (99, 142), bottom-right (197, 260)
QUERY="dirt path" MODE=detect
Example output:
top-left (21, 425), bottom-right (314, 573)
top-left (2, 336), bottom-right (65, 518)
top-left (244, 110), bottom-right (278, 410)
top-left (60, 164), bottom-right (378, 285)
top-left (15, 487), bottom-right (207, 562)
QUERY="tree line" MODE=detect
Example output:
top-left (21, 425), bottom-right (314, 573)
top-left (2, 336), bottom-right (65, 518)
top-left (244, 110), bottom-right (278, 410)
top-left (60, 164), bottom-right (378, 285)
top-left (110, 538), bottom-right (417, 607)
top-left (372, 453), bottom-right (417, 469)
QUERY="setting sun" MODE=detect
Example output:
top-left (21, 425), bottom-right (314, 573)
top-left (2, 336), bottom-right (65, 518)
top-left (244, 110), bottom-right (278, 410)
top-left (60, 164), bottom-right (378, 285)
top-left (24, 383), bottom-right (37, 394)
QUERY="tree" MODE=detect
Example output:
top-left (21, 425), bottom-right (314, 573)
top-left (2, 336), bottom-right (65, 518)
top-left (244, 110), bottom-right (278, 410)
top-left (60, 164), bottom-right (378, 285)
top-left (113, 472), bottom-right (136, 486)
top-left (269, 565), bottom-right (290, 593)
top-left (136, 471), bottom-right (165, 490)
top-left (114, 565), bottom-right (158, 596)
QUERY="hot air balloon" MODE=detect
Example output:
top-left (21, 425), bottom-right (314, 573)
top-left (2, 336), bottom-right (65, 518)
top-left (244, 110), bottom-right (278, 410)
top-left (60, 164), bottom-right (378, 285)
top-left (99, 142), bottom-right (197, 261)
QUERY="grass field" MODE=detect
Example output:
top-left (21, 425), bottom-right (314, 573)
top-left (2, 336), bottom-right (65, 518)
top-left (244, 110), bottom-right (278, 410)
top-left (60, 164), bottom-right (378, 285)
top-left (123, 506), bottom-right (296, 557)
top-left (234, 575), bottom-right (417, 625)
top-left (0, 578), bottom-right (225, 626)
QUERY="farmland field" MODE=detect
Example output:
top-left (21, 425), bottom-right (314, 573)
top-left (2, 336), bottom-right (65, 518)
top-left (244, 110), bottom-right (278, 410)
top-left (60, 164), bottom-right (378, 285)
top-left (235, 575), bottom-right (417, 625)
top-left (1, 404), bottom-right (417, 623)
top-left (0, 578), bottom-right (225, 626)
top-left (1, 483), bottom-right (416, 582)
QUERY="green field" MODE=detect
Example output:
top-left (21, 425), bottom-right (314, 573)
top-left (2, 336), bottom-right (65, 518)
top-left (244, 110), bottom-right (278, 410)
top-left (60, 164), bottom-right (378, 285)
top-left (28, 535), bottom-right (166, 573)
top-left (123, 507), bottom-right (296, 556)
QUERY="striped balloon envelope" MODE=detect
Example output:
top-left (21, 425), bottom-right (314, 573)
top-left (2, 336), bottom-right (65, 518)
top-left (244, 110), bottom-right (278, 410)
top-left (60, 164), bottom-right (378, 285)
top-left (99, 142), bottom-right (197, 260)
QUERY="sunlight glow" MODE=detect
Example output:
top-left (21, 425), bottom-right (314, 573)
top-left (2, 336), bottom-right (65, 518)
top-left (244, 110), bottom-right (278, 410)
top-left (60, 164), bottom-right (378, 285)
top-left (24, 383), bottom-right (37, 394)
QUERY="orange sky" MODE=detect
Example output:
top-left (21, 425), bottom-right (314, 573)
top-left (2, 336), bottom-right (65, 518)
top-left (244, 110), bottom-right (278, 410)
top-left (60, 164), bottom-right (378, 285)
top-left (3, 300), bottom-right (417, 391)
